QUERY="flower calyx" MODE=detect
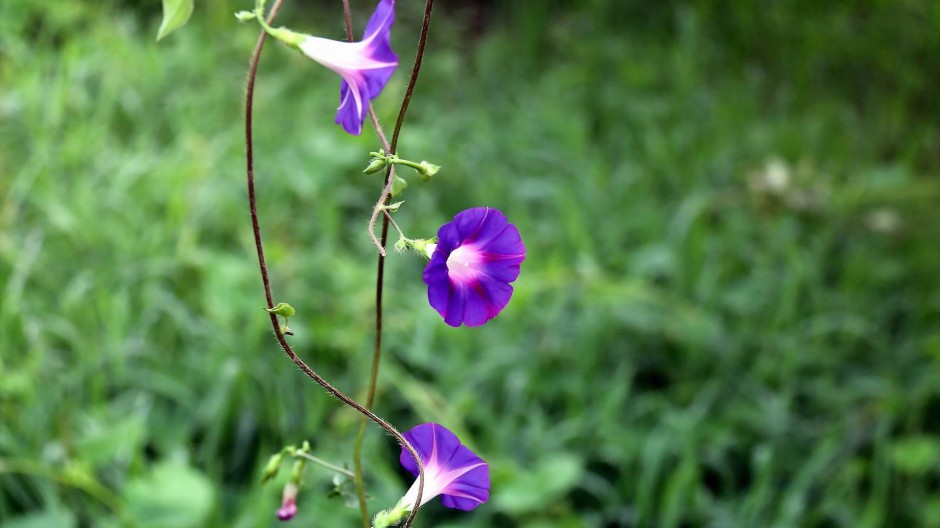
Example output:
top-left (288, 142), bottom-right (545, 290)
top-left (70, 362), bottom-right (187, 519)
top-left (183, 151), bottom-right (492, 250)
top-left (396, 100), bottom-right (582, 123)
top-left (364, 150), bottom-right (442, 182)
top-left (395, 237), bottom-right (437, 259)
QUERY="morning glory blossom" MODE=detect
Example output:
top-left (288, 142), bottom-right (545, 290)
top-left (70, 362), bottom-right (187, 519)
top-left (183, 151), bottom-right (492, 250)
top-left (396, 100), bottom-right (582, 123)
top-left (423, 208), bottom-right (526, 327)
top-left (373, 423), bottom-right (489, 527)
top-left (398, 423), bottom-right (490, 511)
top-left (266, 0), bottom-right (398, 135)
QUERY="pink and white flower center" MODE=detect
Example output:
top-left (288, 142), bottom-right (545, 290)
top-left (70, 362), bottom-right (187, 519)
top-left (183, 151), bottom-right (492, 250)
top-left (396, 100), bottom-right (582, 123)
top-left (446, 244), bottom-right (484, 285)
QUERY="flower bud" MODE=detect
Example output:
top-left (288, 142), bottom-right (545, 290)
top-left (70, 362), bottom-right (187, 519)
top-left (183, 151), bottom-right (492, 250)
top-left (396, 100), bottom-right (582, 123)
top-left (261, 451), bottom-right (285, 483)
top-left (277, 483), bottom-right (299, 521)
top-left (364, 156), bottom-right (388, 175)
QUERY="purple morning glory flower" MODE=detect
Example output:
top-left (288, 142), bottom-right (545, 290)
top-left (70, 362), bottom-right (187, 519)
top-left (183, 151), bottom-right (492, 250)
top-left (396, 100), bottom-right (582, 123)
top-left (297, 0), bottom-right (398, 135)
top-left (423, 207), bottom-right (526, 327)
top-left (398, 423), bottom-right (490, 511)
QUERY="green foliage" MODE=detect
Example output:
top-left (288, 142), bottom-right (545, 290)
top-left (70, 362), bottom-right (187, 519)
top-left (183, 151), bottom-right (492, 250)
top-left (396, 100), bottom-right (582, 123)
top-left (123, 462), bottom-right (215, 527)
top-left (1, 0), bottom-right (938, 527)
top-left (156, 0), bottom-right (194, 41)
top-left (2, 510), bottom-right (76, 528)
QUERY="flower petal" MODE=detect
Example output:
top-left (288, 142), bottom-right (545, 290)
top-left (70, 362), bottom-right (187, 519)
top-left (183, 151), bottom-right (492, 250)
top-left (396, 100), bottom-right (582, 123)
top-left (476, 276), bottom-right (514, 319)
top-left (336, 79), bottom-right (364, 135)
top-left (362, 0), bottom-right (395, 44)
top-left (423, 263), bottom-right (451, 319)
top-left (443, 282), bottom-right (468, 327)
top-left (440, 463), bottom-right (490, 511)
top-left (398, 423), bottom-right (490, 511)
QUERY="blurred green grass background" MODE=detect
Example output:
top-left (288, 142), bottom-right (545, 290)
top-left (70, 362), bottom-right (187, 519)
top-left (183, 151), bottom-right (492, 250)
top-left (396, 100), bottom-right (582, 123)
top-left (1, 0), bottom-right (939, 526)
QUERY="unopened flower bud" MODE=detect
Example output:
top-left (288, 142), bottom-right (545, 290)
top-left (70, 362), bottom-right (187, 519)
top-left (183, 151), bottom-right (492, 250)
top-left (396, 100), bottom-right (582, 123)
top-left (277, 483), bottom-right (299, 521)
top-left (261, 451), bottom-right (286, 483)
top-left (364, 156), bottom-right (388, 175)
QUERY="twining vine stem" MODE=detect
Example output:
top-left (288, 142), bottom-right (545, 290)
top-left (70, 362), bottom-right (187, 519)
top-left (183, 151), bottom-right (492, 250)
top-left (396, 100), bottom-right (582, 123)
top-left (244, 1), bottom-right (424, 526)
top-left (344, 1), bottom-right (436, 527)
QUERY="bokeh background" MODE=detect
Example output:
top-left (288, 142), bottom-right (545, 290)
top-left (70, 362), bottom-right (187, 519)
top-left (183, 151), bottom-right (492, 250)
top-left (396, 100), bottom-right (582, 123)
top-left (1, 0), bottom-right (939, 526)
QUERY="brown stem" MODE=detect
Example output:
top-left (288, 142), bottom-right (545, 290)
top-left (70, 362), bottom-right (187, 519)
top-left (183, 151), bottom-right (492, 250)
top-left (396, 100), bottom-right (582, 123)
top-left (245, 1), bottom-right (424, 523)
top-left (373, 3), bottom-right (436, 528)
top-left (390, 0), bottom-right (435, 153)
top-left (342, 3), bottom-right (400, 527)
top-left (348, 0), bottom-right (436, 527)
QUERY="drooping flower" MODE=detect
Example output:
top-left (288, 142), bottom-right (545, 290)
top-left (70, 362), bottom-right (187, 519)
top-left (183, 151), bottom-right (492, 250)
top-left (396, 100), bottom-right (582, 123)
top-left (422, 208), bottom-right (526, 327)
top-left (261, 0), bottom-right (398, 135)
top-left (373, 423), bottom-right (489, 526)
top-left (276, 482), bottom-right (298, 521)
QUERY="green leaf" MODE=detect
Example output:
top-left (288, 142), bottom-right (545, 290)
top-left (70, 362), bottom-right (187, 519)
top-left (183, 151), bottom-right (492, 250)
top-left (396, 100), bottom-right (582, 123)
top-left (156, 0), bottom-right (194, 41)
top-left (889, 436), bottom-right (940, 475)
top-left (493, 454), bottom-right (583, 514)
top-left (329, 471), bottom-right (362, 508)
top-left (75, 416), bottom-right (145, 469)
top-left (390, 175), bottom-right (408, 197)
top-left (124, 462), bottom-right (215, 528)
top-left (265, 302), bottom-right (295, 318)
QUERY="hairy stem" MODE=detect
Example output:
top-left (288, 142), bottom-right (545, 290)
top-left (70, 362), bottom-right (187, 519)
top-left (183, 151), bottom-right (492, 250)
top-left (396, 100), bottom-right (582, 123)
top-left (350, 1), bottom-right (436, 527)
top-left (245, 1), bottom-right (423, 524)
top-left (344, 2), bottom-right (395, 526)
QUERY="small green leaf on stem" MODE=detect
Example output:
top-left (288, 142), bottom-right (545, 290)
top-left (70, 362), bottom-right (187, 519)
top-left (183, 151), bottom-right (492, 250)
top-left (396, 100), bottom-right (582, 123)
top-left (234, 10), bottom-right (257, 22)
top-left (391, 175), bottom-right (408, 197)
top-left (156, 0), bottom-right (194, 41)
top-left (265, 302), bottom-right (296, 318)
top-left (329, 471), bottom-right (363, 508)
top-left (417, 161), bottom-right (440, 181)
